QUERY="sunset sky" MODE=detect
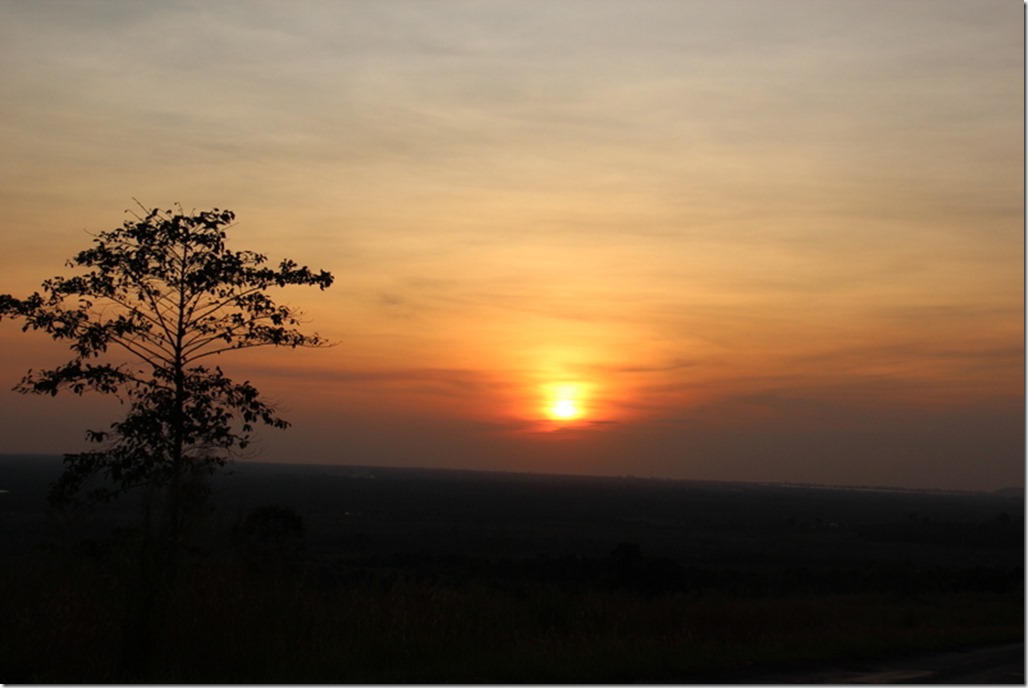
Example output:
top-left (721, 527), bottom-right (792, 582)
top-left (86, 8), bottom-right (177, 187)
top-left (0, 0), bottom-right (1022, 491)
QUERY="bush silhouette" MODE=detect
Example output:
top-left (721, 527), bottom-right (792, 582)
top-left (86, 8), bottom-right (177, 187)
top-left (240, 504), bottom-right (307, 574)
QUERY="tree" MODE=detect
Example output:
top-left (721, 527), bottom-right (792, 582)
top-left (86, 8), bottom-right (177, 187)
top-left (1, 204), bottom-right (334, 677)
top-left (0, 204), bottom-right (333, 546)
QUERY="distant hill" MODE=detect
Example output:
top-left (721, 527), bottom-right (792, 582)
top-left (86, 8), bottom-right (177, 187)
top-left (2, 453), bottom-right (1022, 563)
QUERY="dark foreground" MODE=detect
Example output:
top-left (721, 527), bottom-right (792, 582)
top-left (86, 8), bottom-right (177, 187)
top-left (0, 455), bottom-right (1022, 683)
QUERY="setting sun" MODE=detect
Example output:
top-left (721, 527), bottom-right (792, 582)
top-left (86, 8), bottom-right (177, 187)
top-left (549, 398), bottom-right (581, 421)
top-left (542, 383), bottom-right (588, 422)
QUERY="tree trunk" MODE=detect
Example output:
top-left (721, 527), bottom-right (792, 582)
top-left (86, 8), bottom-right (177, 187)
top-left (120, 485), bottom-right (156, 680)
top-left (167, 376), bottom-right (184, 583)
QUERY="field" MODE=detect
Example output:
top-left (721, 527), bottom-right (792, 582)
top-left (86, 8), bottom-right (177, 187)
top-left (0, 455), bottom-right (1023, 682)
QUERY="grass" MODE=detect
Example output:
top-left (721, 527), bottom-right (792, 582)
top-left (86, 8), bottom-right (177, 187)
top-left (0, 547), bottom-right (1022, 683)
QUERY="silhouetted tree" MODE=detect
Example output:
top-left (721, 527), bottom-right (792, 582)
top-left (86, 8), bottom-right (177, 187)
top-left (0, 203), bottom-right (333, 677)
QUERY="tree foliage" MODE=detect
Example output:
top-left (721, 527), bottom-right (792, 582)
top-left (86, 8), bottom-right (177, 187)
top-left (0, 205), bottom-right (334, 508)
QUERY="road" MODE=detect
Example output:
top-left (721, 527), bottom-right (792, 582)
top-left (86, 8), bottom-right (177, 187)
top-left (699, 643), bottom-right (1024, 684)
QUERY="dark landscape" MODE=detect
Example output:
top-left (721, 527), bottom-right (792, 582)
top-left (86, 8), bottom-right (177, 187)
top-left (0, 453), bottom-right (1022, 683)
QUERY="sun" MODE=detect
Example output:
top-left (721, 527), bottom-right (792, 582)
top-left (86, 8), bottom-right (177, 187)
top-left (543, 383), bottom-right (587, 422)
top-left (549, 397), bottom-right (581, 421)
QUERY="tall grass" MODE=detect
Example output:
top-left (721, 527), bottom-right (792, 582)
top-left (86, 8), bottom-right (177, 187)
top-left (0, 547), bottom-right (1021, 683)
